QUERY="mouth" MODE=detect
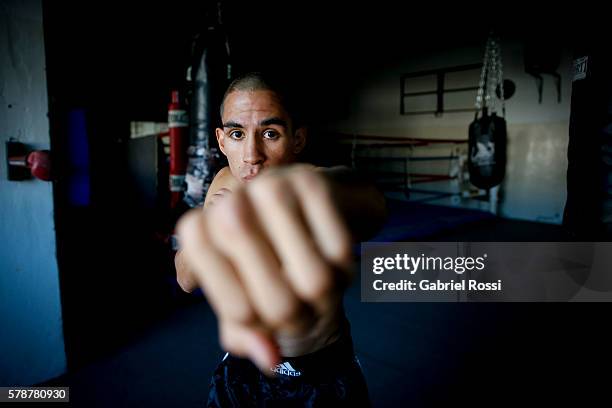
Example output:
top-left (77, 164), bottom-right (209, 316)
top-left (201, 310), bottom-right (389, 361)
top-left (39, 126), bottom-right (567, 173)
top-left (242, 172), bottom-right (259, 182)
top-left (241, 165), bottom-right (263, 182)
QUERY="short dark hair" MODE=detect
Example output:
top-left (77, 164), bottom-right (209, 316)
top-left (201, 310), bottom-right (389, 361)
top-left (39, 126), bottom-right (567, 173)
top-left (220, 72), bottom-right (303, 129)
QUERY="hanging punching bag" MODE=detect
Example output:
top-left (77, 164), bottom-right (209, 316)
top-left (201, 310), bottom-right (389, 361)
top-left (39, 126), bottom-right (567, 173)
top-left (468, 109), bottom-right (507, 189)
top-left (469, 34), bottom-right (508, 190)
top-left (183, 5), bottom-right (231, 208)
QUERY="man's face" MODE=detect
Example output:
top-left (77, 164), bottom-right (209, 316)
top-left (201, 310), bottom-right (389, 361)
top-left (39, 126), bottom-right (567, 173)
top-left (216, 90), bottom-right (306, 183)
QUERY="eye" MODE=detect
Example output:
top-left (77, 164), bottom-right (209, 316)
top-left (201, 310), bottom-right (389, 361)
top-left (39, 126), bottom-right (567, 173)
top-left (229, 130), bottom-right (244, 140)
top-left (263, 129), bottom-right (279, 139)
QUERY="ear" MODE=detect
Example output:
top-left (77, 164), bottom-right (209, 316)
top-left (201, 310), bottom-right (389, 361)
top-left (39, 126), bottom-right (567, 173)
top-left (293, 127), bottom-right (307, 155)
top-left (215, 128), bottom-right (227, 156)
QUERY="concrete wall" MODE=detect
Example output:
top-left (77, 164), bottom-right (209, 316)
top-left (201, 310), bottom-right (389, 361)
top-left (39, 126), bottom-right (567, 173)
top-left (0, 0), bottom-right (66, 385)
top-left (324, 41), bottom-right (571, 223)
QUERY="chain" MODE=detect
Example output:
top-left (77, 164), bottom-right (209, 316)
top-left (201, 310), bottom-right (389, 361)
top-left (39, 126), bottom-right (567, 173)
top-left (497, 39), bottom-right (505, 117)
top-left (475, 38), bottom-right (490, 111)
top-left (475, 34), bottom-right (505, 117)
top-left (487, 40), bottom-right (497, 112)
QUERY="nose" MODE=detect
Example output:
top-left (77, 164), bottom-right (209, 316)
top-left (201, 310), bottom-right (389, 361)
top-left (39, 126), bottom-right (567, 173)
top-left (243, 134), bottom-right (265, 165)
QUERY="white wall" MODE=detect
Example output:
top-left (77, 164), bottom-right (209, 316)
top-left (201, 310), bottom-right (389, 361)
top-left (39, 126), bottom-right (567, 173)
top-left (325, 40), bottom-right (571, 223)
top-left (0, 0), bottom-right (67, 385)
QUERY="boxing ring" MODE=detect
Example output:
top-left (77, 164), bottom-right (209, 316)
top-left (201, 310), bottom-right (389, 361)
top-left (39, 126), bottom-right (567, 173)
top-left (334, 133), bottom-right (499, 242)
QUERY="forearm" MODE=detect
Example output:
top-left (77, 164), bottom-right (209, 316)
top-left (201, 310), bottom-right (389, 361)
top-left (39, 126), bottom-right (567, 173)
top-left (320, 166), bottom-right (387, 242)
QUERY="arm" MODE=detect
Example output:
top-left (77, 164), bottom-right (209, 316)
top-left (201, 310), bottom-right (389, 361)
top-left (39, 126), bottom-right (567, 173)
top-left (176, 164), bottom-right (387, 372)
top-left (175, 167), bottom-right (238, 293)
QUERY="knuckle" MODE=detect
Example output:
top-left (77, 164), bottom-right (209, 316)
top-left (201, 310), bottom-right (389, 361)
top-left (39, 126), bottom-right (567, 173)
top-left (332, 237), bottom-right (353, 266)
top-left (293, 169), bottom-right (326, 190)
top-left (298, 267), bottom-right (334, 301)
top-left (176, 210), bottom-right (200, 241)
top-left (226, 303), bottom-right (258, 326)
top-left (249, 175), bottom-right (288, 203)
top-left (293, 169), bottom-right (328, 197)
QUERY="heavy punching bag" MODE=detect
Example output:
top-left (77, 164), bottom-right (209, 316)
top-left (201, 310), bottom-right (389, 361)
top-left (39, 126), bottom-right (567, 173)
top-left (468, 35), bottom-right (507, 190)
top-left (183, 4), bottom-right (231, 208)
top-left (563, 36), bottom-right (612, 240)
top-left (468, 109), bottom-right (507, 189)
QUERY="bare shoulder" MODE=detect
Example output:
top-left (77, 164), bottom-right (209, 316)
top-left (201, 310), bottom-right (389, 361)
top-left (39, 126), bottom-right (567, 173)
top-left (211, 166), bottom-right (239, 190)
top-left (212, 166), bottom-right (231, 182)
top-left (203, 167), bottom-right (239, 209)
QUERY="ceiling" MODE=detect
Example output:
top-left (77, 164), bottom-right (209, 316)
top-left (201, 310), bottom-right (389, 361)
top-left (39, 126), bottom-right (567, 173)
top-left (42, 0), bottom-right (589, 122)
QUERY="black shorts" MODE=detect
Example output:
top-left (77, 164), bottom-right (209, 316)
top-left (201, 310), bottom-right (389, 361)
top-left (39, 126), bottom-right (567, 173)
top-left (206, 332), bottom-right (371, 407)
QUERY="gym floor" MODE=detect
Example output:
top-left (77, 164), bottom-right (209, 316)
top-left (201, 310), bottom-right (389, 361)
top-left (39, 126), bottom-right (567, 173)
top-left (43, 217), bottom-right (609, 407)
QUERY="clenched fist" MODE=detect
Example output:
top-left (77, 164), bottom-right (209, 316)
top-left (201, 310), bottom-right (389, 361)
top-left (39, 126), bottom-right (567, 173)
top-left (176, 164), bottom-right (355, 373)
